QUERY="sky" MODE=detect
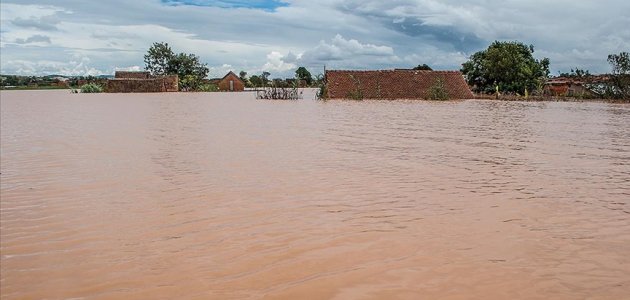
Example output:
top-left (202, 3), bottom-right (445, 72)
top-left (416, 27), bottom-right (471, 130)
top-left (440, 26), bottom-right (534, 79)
top-left (1, 0), bottom-right (629, 78)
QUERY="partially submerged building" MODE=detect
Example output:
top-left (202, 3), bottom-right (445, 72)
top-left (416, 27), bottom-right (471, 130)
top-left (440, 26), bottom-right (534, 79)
top-left (218, 71), bottom-right (245, 92)
top-left (106, 71), bottom-right (178, 93)
top-left (325, 70), bottom-right (474, 100)
top-left (543, 76), bottom-right (606, 97)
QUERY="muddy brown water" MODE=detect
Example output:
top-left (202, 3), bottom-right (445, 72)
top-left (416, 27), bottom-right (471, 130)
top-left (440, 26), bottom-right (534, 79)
top-left (1, 90), bottom-right (629, 299)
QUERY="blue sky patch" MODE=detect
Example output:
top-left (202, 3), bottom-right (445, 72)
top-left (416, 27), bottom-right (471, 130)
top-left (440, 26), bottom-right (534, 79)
top-left (161, 0), bottom-right (288, 11)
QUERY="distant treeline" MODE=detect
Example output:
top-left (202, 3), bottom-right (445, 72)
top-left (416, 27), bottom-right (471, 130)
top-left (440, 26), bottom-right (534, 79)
top-left (0, 75), bottom-right (109, 89)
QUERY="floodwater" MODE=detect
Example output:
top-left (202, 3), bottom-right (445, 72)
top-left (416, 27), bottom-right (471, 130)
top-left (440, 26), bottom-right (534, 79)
top-left (1, 90), bottom-right (629, 299)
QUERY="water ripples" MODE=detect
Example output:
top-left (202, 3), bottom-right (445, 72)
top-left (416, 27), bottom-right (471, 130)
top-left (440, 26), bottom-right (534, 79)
top-left (1, 91), bottom-right (629, 299)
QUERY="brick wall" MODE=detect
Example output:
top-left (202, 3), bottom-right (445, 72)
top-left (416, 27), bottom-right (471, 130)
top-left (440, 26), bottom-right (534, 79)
top-left (326, 70), bottom-right (474, 100)
top-left (106, 75), bottom-right (179, 93)
top-left (115, 71), bottom-right (151, 79)
top-left (163, 75), bottom-right (179, 92)
top-left (106, 78), bottom-right (165, 93)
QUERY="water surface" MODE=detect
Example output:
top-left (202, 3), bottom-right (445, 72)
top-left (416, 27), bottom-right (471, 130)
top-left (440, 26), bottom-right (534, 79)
top-left (1, 90), bottom-right (629, 299)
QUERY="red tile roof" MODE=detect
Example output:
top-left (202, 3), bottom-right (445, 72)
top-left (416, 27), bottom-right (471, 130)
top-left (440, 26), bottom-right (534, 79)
top-left (325, 70), bottom-right (473, 100)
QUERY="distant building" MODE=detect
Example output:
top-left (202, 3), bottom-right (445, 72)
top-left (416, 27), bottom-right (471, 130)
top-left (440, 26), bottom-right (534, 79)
top-left (325, 69), bottom-right (474, 100)
top-left (217, 71), bottom-right (245, 92)
top-left (543, 76), bottom-right (603, 97)
top-left (106, 71), bottom-right (178, 93)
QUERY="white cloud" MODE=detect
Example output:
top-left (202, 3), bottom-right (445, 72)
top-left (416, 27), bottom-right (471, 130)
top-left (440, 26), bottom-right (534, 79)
top-left (2, 55), bottom-right (104, 76)
top-left (262, 51), bottom-right (297, 73)
top-left (1, 0), bottom-right (629, 76)
top-left (114, 65), bottom-right (143, 72)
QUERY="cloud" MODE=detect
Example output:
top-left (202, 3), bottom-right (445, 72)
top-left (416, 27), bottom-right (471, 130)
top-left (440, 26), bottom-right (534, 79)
top-left (1, 0), bottom-right (629, 76)
top-left (299, 34), bottom-right (396, 63)
top-left (262, 51), bottom-right (297, 73)
top-left (1, 54), bottom-right (104, 76)
top-left (14, 34), bottom-right (51, 44)
top-left (11, 16), bottom-right (60, 31)
top-left (114, 65), bottom-right (143, 72)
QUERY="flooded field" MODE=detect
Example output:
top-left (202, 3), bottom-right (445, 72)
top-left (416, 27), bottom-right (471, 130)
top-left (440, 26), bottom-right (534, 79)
top-left (1, 90), bottom-right (629, 299)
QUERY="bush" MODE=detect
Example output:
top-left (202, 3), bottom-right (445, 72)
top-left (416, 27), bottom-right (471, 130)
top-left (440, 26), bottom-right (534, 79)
top-left (347, 74), bottom-right (363, 100)
top-left (256, 86), bottom-right (301, 100)
top-left (197, 83), bottom-right (219, 92)
top-left (317, 84), bottom-right (328, 100)
top-left (428, 78), bottom-right (449, 100)
top-left (80, 83), bottom-right (103, 93)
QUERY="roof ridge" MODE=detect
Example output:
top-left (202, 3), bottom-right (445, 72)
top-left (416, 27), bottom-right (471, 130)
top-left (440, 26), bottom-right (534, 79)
top-left (326, 69), bottom-right (462, 73)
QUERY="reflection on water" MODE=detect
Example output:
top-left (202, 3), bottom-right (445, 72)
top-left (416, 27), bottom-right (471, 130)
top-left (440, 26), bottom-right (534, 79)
top-left (1, 90), bottom-right (629, 299)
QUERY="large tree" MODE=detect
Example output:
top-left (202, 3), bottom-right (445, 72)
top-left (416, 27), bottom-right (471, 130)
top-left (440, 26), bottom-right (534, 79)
top-left (295, 67), bottom-right (313, 85)
top-left (461, 41), bottom-right (550, 94)
top-left (144, 42), bottom-right (174, 76)
top-left (607, 52), bottom-right (630, 99)
top-left (167, 53), bottom-right (209, 91)
top-left (144, 42), bottom-right (209, 91)
top-left (249, 75), bottom-right (262, 87)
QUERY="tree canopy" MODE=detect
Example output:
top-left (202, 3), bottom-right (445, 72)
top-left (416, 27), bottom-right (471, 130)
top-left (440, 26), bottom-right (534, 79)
top-left (144, 42), bottom-right (173, 76)
top-left (249, 75), bottom-right (263, 87)
top-left (413, 64), bottom-right (433, 71)
top-left (295, 67), bottom-right (313, 85)
top-left (607, 52), bottom-right (630, 99)
top-left (461, 41), bottom-right (550, 94)
top-left (144, 42), bottom-right (209, 91)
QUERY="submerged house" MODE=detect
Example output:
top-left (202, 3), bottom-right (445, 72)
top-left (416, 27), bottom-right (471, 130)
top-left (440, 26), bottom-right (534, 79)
top-left (218, 71), bottom-right (245, 92)
top-left (543, 76), bottom-right (604, 97)
top-left (325, 69), bottom-right (474, 100)
top-left (106, 71), bottom-right (178, 93)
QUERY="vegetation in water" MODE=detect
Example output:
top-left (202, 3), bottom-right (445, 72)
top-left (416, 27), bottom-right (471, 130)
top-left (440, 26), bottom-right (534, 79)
top-left (256, 86), bottom-right (301, 100)
top-left (461, 41), bottom-right (550, 95)
top-left (295, 67), bottom-right (313, 86)
top-left (80, 83), bottom-right (104, 93)
top-left (197, 83), bottom-right (219, 92)
top-left (346, 74), bottom-right (364, 100)
top-left (428, 78), bottom-right (449, 100)
top-left (144, 42), bottom-right (209, 91)
top-left (605, 52), bottom-right (630, 99)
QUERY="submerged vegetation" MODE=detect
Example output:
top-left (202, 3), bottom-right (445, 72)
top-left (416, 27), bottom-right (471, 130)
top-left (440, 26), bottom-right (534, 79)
top-left (80, 83), bottom-right (104, 93)
top-left (428, 78), bottom-right (449, 100)
top-left (346, 74), bottom-right (364, 100)
top-left (256, 86), bottom-right (301, 100)
top-left (144, 42), bottom-right (209, 91)
top-left (461, 41), bottom-right (550, 95)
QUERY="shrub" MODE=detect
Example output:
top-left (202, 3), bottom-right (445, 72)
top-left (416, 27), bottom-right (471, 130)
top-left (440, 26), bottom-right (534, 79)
top-left (317, 84), bottom-right (328, 100)
top-left (80, 83), bottom-right (103, 93)
top-left (197, 83), bottom-right (219, 92)
top-left (428, 78), bottom-right (449, 100)
top-left (256, 86), bottom-right (301, 100)
top-left (347, 74), bottom-right (363, 100)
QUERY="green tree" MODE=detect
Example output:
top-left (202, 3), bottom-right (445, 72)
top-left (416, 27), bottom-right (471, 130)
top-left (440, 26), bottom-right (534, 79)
top-left (607, 52), bottom-right (630, 99)
top-left (249, 75), bottom-right (262, 87)
top-left (261, 71), bottom-right (271, 86)
top-left (239, 70), bottom-right (250, 86)
top-left (167, 53), bottom-right (209, 91)
top-left (295, 67), bottom-right (313, 85)
top-left (144, 42), bottom-right (174, 76)
top-left (413, 64), bottom-right (433, 71)
top-left (559, 68), bottom-right (591, 79)
top-left (461, 41), bottom-right (550, 94)
top-left (144, 42), bottom-right (209, 91)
